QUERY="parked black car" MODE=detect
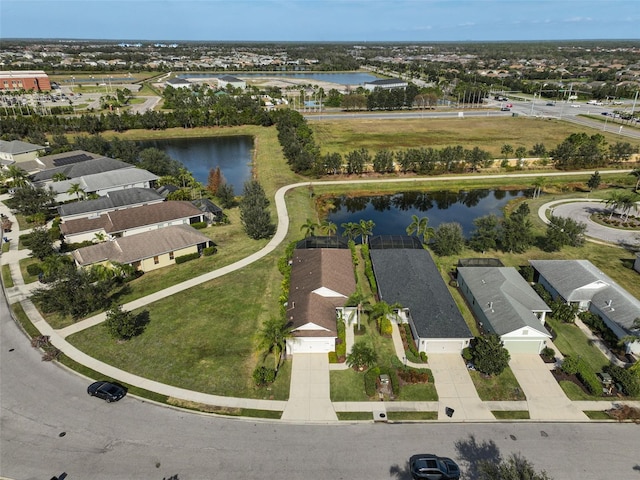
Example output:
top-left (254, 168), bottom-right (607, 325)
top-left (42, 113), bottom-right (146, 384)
top-left (409, 454), bottom-right (461, 480)
top-left (87, 381), bottom-right (127, 402)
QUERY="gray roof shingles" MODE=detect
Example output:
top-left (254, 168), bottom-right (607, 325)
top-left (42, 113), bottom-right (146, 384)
top-left (370, 248), bottom-right (472, 339)
top-left (57, 188), bottom-right (165, 217)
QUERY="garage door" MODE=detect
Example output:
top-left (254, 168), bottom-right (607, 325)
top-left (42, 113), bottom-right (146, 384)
top-left (502, 339), bottom-right (544, 354)
top-left (287, 337), bottom-right (335, 354)
top-left (424, 339), bottom-right (466, 354)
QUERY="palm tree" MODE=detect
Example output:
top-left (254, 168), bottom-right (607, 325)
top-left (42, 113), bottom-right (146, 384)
top-left (357, 219), bottom-right (375, 245)
top-left (341, 222), bottom-right (359, 242)
top-left (532, 177), bottom-right (547, 199)
top-left (619, 193), bottom-right (638, 221)
top-left (300, 218), bottom-right (319, 238)
top-left (320, 219), bottom-right (337, 236)
top-left (67, 182), bottom-right (85, 200)
top-left (93, 232), bottom-right (107, 243)
top-left (500, 144), bottom-right (513, 161)
top-left (52, 172), bottom-right (68, 182)
top-left (5, 165), bottom-right (29, 188)
top-left (257, 317), bottom-right (292, 371)
top-left (605, 191), bottom-right (624, 220)
top-left (406, 215), bottom-right (435, 243)
top-left (346, 341), bottom-right (377, 371)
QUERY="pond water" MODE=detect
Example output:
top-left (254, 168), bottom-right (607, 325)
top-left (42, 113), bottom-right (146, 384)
top-left (327, 189), bottom-right (524, 238)
top-left (178, 72), bottom-right (378, 85)
top-left (138, 136), bottom-right (253, 194)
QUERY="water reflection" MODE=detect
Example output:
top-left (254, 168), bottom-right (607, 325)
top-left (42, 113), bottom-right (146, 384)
top-left (327, 190), bottom-right (523, 237)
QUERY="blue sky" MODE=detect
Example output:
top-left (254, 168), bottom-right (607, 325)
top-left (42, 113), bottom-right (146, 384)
top-left (1, 0), bottom-right (638, 42)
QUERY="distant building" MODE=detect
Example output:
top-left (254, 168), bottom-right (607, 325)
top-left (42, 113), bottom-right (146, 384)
top-left (363, 78), bottom-right (408, 92)
top-left (0, 70), bottom-right (51, 91)
top-left (217, 75), bottom-right (246, 90)
top-left (165, 77), bottom-right (192, 89)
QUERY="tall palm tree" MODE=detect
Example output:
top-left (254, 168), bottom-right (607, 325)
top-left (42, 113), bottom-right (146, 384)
top-left (341, 222), bottom-right (359, 242)
top-left (320, 219), bottom-right (337, 236)
top-left (357, 219), bottom-right (375, 245)
top-left (257, 317), bottom-right (292, 371)
top-left (406, 215), bottom-right (435, 243)
top-left (67, 182), bottom-right (86, 200)
top-left (52, 172), bottom-right (68, 182)
top-left (619, 193), bottom-right (639, 221)
top-left (532, 177), bottom-right (547, 199)
top-left (300, 218), bottom-right (319, 238)
top-left (605, 191), bottom-right (624, 220)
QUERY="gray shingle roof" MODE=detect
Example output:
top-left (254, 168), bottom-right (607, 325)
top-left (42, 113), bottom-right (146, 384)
top-left (370, 248), bottom-right (471, 339)
top-left (457, 267), bottom-right (551, 336)
top-left (34, 150), bottom-right (104, 170)
top-left (0, 139), bottom-right (45, 155)
top-left (49, 168), bottom-right (158, 194)
top-left (530, 259), bottom-right (640, 330)
top-left (72, 225), bottom-right (211, 266)
top-left (57, 188), bottom-right (165, 217)
top-left (31, 157), bottom-right (128, 183)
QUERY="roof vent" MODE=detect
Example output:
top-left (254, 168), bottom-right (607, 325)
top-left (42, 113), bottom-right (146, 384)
top-left (606, 299), bottom-right (612, 307)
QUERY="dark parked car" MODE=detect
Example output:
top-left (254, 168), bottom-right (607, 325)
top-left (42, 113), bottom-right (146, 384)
top-left (500, 107), bottom-right (511, 111)
top-left (87, 381), bottom-right (127, 402)
top-left (410, 454), bottom-right (460, 480)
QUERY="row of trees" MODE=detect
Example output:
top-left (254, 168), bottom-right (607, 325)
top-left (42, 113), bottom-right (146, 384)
top-left (551, 133), bottom-right (638, 170)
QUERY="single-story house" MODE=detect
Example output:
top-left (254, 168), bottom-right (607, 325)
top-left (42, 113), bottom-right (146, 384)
top-left (363, 78), bottom-right (409, 92)
top-left (71, 224), bottom-right (213, 272)
top-left (457, 266), bottom-right (552, 354)
top-left (0, 140), bottom-right (45, 166)
top-left (21, 150), bottom-right (105, 174)
top-left (60, 201), bottom-right (205, 243)
top-left (370, 238), bottom-right (473, 354)
top-left (57, 188), bottom-right (166, 221)
top-left (217, 75), bottom-right (246, 90)
top-left (31, 157), bottom-right (131, 186)
top-left (530, 259), bottom-right (640, 355)
top-left (285, 248), bottom-right (357, 355)
top-left (47, 168), bottom-right (158, 203)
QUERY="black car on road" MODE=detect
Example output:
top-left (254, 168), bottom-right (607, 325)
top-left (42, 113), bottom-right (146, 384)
top-left (87, 381), bottom-right (127, 402)
top-left (409, 454), bottom-right (460, 480)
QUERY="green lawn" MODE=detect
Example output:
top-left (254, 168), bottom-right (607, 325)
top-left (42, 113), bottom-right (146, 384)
top-left (330, 369), bottom-right (369, 401)
top-left (492, 410), bottom-right (530, 420)
top-left (546, 317), bottom-right (609, 373)
top-left (18, 257), bottom-right (40, 284)
top-left (2, 264), bottom-right (13, 288)
top-left (387, 411), bottom-right (438, 421)
top-left (469, 368), bottom-right (526, 401)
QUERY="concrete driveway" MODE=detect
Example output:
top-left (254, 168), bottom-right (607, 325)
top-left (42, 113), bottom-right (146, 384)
top-left (509, 355), bottom-right (588, 421)
top-left (281, 354), bottom-right (337, 423)
top-left (428, 354), bottom-right (494, 421)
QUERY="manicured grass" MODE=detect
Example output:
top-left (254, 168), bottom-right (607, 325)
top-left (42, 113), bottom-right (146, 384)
top-left (331, 369), bottom-right (369, 401)
top-left (492, 410), bottom-right (530, 420)
top-left (584, 410), bottom-right (613, 420)
top-left (2, 264), bottom-right (14, 288)
top-left (545, 317), bottom-right (609, 373)
top-left (396, 382), bottom-right (438, 401)
top-left (67, 258), bottom-right (291, 400)
top-left (11, 302), bottom-right (40, 338)
top-left (311, 117), bottom-right (640, 157)
top-left (336, 411), bottom-right (373, 421)
top-left (387, 411), bottom-right (438, 421)
top-left (18, 257), bottom-right (40, 284)
top-left (469, 368), bottom-right (526, 401)
top-left (2, 241), bottom-right (9, 253)
top-left (559, 381), bottom-right (596, 401)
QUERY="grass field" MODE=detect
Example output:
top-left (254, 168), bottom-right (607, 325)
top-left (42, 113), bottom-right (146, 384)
top-left (310, 116), bottom-right (640, 157)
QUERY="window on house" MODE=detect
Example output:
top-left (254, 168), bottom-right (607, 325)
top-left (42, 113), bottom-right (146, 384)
top-left (153, 256), bottom-right (159, 265)
top-left (169, 251), bottom-right (174, 260)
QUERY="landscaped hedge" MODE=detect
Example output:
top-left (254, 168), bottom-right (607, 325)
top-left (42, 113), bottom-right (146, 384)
top-left (605, 364), bottom-right (640, 396)
top-left (175, 252), bottom-right (200, 264)
top-left (364, 366), bottom-right (399, 397)
top-left (190, 221), bottom-right (207, 230)
top-left (561, 355), bottom-right (601, 395)
top-left (360, 244), bottom-right (377, 293)
top-left (403, 323), bottom-right (419, 358)
top-left (335, 320), bottom-right (346, 359)
top-left (202, 246), bottom-right (217, 256)
top-left (377, 315), bottom-right (392, 336)
top-left (26, 263), bottom-right (43, 277)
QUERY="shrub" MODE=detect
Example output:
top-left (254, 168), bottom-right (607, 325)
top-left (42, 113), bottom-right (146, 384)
top-left (252, 366), bottom-right (276, 386)
top-left (561, 356), bottom-right (580, 375)
top-left (562, 356), bottom-right (600, 394)
top-left (364, 366), bottom-right (380, 397)
top-left (606, 365), bottom-right (640, 396)
top-left (533, 283), bottom-right (553, 307)
top-left (190, 221), bottom-right (207, 229)
top-left (361, 244), bottom-right (377, 292)
top-left (328, 351), bottom-right (338, 363)
top-left (202, 246), bottom-right (217, 256)
top-left (335, 320), bottom-right (346, 359)
top-left (175, 252), bottom-right (200, 264)
top-left (26, 263), bottom-right (43, 277)
top-left (462, 346), bottom-right (473, 361)
top-left (519, 265), bottom-right (534, 283)
top-left (398, 366), bottom-right (430, 384)
top-left (419, 351), bottom-right (428, 363)
top-left (378, 316), bottom-right (393, 336)
top-left (403, 324), bottom-right (419, 358)
top-left (541, 347), bottom-right (555, 360)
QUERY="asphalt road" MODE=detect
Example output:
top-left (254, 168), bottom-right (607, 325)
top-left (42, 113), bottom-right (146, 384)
top-left (2, 287), bottom-right (640, 480)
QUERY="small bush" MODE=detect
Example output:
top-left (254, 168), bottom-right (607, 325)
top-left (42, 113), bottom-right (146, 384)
top-left (328, 351), bottom-right (338, 363)
top-left (403, 324), bottom-right (419, 358)
top-left (533, 283), bottom-right (553, 307)
top-left (175, 252), bottom-right (200, 264)
top-left (541, 346), bottom-right (555, 360)
top-left (561, 356), bottom-right (580, 375)
top-left (202, 246), bottom-right (217, 256)
top-left (26, 263), bottom-right (43, 276)
top-left (378, 316), bottom-right (393, 336)
top-left (606, 365), bottom-right (640, 396)
top-left (397, 367), bottom-right (430, 384)
top-left (462, 346), bottom-right (473, 361)
top-left (253, 366), bottom-right (276, 386)
top-left (519, 265), bottom-right (534, 283)
top-left (190, 221), bottom-right (207, 229)
top-left (419, 351), bottom-right (428, 363)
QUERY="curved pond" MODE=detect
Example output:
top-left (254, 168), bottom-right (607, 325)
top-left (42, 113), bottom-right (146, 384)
top-left (327, 189), bottom-right (524, 238)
